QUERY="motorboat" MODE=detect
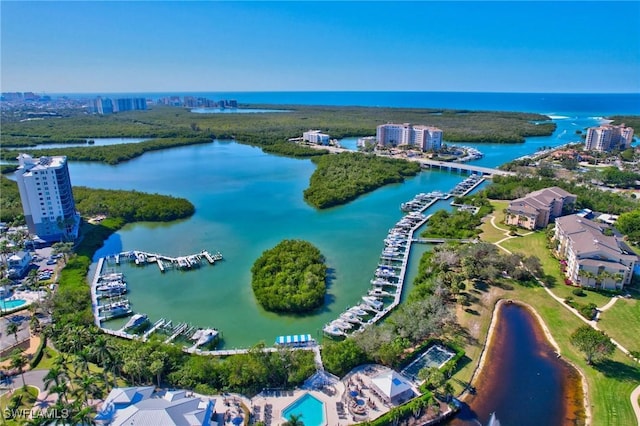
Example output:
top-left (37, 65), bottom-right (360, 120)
top-left (368, 288), bottom-right (395, 298)
top-left (340, 312), bottom-right (363, 324)
top-left (123, 313), bottom-right (148, 330)
top-left (323, 324), bottom-right (346, 337)
top-left (99, 272), bottom-right (123, 282)
top-left (348, 306), bottom-right (368, 316)
top-left (192, 328), bottom-right (218, 346)
top-left (371, 278), bottom-right (398, 287)
top-left (362, 296), bottom-right (384, 310)
top-left (332, 320), bottom-right (353, 330)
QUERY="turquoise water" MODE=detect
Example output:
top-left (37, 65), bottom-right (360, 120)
top-left (70, 113), bottom-right (604, 349)
top-left (78, 141), bottom-right (462, 348)
top-left (282, 393), bottom-right (325, 426)
top-left (1, 299), bottom-right (26, 311)
top-left (47, 95), bottom-right (624, 349)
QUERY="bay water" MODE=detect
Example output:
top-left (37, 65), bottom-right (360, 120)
top-left (60, 92), bottom-right (638, 349)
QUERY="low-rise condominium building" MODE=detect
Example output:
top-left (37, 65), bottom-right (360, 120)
top-left (554, 214), bottom-right (637, 289)
top-left (505, 186), bottom-right (577, 230)
top-left (303, 130), bottom-right (330, 145)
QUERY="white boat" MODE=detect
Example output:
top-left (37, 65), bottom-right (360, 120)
top-left (192, 328), bottom-right (218, 346)
top-left (348, 306), bottom-right (368, 316)
top-left (323, 324), bottom-right (346, 337)
top-left (123, 313), bottom-right (148, 330)
top-left (96, 281), bottom-right (127, 292)
top-left (371, 278), bottom-right (397, 287)
top-left (368, 289), bottom-right (394, 298)
top-left (99, 272), bottom-right (123, 282)
top-left (332, 320), bottom-right (353, 330)
top-left (340, 312), bottom-right (363, 324)
top-left (362, 296), bottom-right (384, 310)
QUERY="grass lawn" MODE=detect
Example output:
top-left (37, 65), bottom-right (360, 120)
top-left (501, 231), bottom-right (612, 308)
top-left (597, 297), bottom-right (640, 356)
top-left (0, 385), bottom-right (39, 426)
top-left (478, 200), bottom-right (510, 243)
top-left (33, 346), bottom-right (59, 370)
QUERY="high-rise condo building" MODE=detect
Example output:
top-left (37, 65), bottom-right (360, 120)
top-left (15, 154), bottom-right (80, 242)
top-left (584, 124), bottom-right (634, 152)
top-left (376, 123), bottom-right (443, 151)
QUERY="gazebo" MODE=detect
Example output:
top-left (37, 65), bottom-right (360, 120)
top-left (370, 370), bottom-right (415, 405)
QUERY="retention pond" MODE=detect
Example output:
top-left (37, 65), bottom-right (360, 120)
top-left (450, 302), bottom-right (585, 426)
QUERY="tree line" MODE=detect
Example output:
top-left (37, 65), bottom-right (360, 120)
top-left (303, 152), bottom-right (421, 208)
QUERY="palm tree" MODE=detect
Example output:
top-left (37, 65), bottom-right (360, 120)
top-left (6, 321), bottom-right (19, 343)
top-left (10, 353), bottom-right (28, 388)
top-left (282, 414), bottom-right (305, 426)
top-left (26, 268), bottom-right (39, 290)
top-left (579, 270), bottom-right (596, 287)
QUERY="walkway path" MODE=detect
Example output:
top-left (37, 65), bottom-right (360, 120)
top-left (631, 384), bottom-right (640, 426)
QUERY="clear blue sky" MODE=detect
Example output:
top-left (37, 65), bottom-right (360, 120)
top-left (1, 1), bottom-right (639, 93)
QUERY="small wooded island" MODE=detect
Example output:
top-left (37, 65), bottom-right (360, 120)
top-left (251, 239), bottom-right (327, 313)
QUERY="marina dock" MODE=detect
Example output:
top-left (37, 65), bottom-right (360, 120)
top-left (105, 249), bottom-right (223, 273)
top-left (324, 173), bottom-right (484, 338)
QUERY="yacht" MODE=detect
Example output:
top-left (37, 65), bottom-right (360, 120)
top-left (191, 328), bottom-right (219, 347)
top-left (332, 320), bottom-right (353, 330)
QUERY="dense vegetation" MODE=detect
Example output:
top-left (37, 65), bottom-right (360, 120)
top-left (0, 176), bottom-right (195, 225)
top-left (251, 239), bottom-right (327, 313)
top-left (73, 187), bottom-right (195, 222)
top-left (483, 175), bottom-right (639, 214)
top-left (615, 209), bottom-right (640, 243)
top-left (421, 195), bottom-right (494, 239)
top-left (608, 115), bottom-right (640, 130)
top-left (304, 152), bottom-right (421, 208)
top-left (598, 167), bottom-right (640, 188)
top-left (0, 176), bottom-right (24, 223)
top-left (0, 105), bottom-right (556, 152)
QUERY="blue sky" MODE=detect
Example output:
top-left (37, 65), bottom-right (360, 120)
top-left (1, 1), bottom-right (639, 93)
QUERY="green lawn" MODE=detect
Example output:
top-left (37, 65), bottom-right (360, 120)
top-left (0, 385), bottom-right (39, 426)
top-left (479, 200), bottom-right (510, 243)
top-left (501, 231), bottom-right (612, 308)
top-left (598, 297), bottom-right (640, 356)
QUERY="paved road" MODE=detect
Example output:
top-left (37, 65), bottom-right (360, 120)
top-left (2, 369), bottom-right (48, 392)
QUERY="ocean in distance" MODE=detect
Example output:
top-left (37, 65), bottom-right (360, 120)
top-left (59, 91), bottom-right (640, 116)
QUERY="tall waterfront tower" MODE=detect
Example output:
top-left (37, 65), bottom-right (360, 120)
top-left (15, 154), bottom-right (80, 242)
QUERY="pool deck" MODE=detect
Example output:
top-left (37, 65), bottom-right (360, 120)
top-left (240, 365), bottom-right (411, 425)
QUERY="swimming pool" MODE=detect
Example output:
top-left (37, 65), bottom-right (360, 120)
top-left (401, 344), bottom-right (456, 382)
top-left (0, 299), bottom-right (27, 312)
top-left (282, 393), bottom-right (326, 426)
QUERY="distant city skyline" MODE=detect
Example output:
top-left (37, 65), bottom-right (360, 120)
top-left (1, 1), bottom-right (639, 94)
